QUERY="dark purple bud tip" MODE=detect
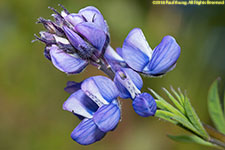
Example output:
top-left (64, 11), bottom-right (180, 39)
top-left (58, 4), bottom-right (69, 14)
top-left (44, 46), bottom-right (51, 60)
top-left (37, 17), bottom-right (55, 33)
top-left (35, 31), bottom-right (56, 45)
top-left (132, 92), bottom-right (157, 117)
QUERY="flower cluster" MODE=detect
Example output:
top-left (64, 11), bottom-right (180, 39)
top-left (63, 76), bottom-right (120, 145)
top-left (35, 5), bottom-right (181, 145)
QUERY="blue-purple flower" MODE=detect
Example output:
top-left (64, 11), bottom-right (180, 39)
top-left (118, 28), bottom-right (181, 76)
top-left (103, 46), bottom-right (157, 117)
top-left (34, 4), bottom-right (185, 145)
top-left (103, 28), bottom-right (180, 116)
top-left (114, 67), bottom-right (157, 117)
top-left (36, 5), bottom-right (110, 74)
top-left (63, 76), bottom-right (120, 145)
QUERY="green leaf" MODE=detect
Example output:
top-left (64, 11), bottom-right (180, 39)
top-left (151, 89), bottom-right (185, 118)
top-left (168, 135), bottom-right (215, 147)
top-left (171, 114), bottom-right (202, 136)
top-left (156, 100), bottom-right (180, 114)
top-left (155, 110), bottom-right (178, 124)
top-left (155, 110), bottom-right (201, 136)
top-left (155, 99), bottom-right (185, 119)
top-left (178, 88), bottom-right (185, 103)
top-left (184, 96), bottom-right (209, 140)
top-left (148, 88), bottom-right (166, 102)
top-left (155, 100), bottom-right (169, 110)
top-left (162, 88), bottom-right (185, 114)
top-left (208, 79), bottom-right (225, 134)
top-left (171, 87), bottom-right (184, 105)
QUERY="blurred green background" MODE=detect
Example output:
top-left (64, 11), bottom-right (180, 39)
top-left (0, 0), bottom-right (225, 149)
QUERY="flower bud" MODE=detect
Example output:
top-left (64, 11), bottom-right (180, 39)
top-left (132, 93), bottom-right (157, 117)
top-left (36, 6), bottom-right (110, 74)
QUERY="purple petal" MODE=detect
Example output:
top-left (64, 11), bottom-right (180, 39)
top-left (124, 28), bottom-right (152, 57)
top-left (49, 45), bottom-right (88, 74)
top-left (93, 102), bottom-right (120, 132)
top-left (79, 6), bottom-right (108, 33)
top-left (63, 90), bottom-right (98, 118)
top-left (116, 48), bottom-right (123, 57)
top-left (64, 13), bottom-right (85, 27)
top-left (71, 118), bottom-right (106, 145)
top-left (63, 26), bottom-right (87, 50)
top-left (91, 76), bottom-right (119, 101)
top-left (104, 46), bottom-right (126, 71)
top-left (121, 46), bottom-right (149, 72)
top-left (114, 68), bottom-right (142, 99)
top-left (146, 35), bottom-right (181, 76)
top-left (64, 81), bottom-right (82, 94)
top-left (104, 46), bottom-right (124, 63)
top-left (81, 76), bottom-right (119, 105)
top-left (39, 31), bottom-right (55, 44)
top-left (114, 75), bottom-right (130, 99)
top-left (63, 26), bottom-right (96, 59)
top-left (132, 93), bottom-right (157, 117)
top-left (75, 22), bottom-right (106, 56)
top-left (121, 28), bottom-right (152, 71)
top-left (122, 68), bottom-right (143, 90)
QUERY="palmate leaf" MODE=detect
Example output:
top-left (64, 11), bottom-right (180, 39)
top-left (150, 89), bottom-right (185, 118)
top-left (155, 110), bottom-right (201, 136)
top-left (168, 135), bottom-right (215, 147)
top-left (208, 79), bottom-right (225, 134)
top-left (155, 99), bottom-right (185, 118)
top-left (151, 82), bottom-right (225, 149)
top-left (152, 88), bottom-right (209, 140)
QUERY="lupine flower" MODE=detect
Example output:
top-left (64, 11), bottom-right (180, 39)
top-left (35, 5), bottom-right (110, 74)
top-left (63, 76), bottom-right (120, 145)
top-left (118, 28), bottom-right (181, 76)
top-left (114, 68), bottom-right (157, 117)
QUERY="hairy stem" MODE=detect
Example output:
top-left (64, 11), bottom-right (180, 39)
top-left (98, 59), bottom-right (115, 80)
top-left (203, 123), bottom-right (225, 148)
top-left (204, 124), bottom-right (225, 143)
top-left (209, 138), bottom-right (225, 149)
